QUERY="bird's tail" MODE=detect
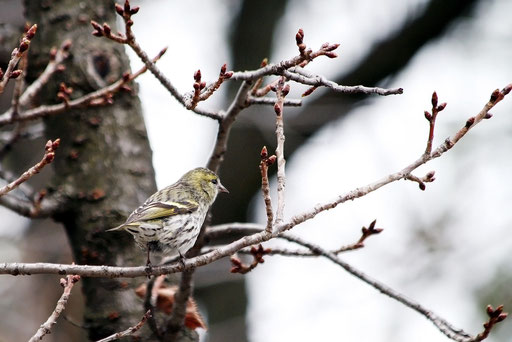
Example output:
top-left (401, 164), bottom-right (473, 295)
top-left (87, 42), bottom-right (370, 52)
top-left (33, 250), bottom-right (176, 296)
top-left (106, 224), bottom-right (125, 232)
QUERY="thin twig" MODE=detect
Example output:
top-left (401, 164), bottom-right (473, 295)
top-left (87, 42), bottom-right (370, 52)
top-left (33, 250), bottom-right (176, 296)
top-left (206, 81), bottom-right (252, 172)
top-left (0, 192), bottom-right (59, 218)
top-left (259, 146), bottom-right (276, 232)
top-left (246, 96), bottom-right (302, 107)
top-left (286, 66), bottom-right (403, 96)
top-left (95, 310), bottom-right (151, 342)
top-left (18, 39), bottom-right (72, 107)
top-left (279, 234), bottom-right (495, 342)
top-left (28, 274), bottom-right (80, 342)
top-left (0, 139), bottom-right (59, 197)
top-left (0, 24), bottom-right (37, 94)
top-left (91, 3), bottom-right (223, 121)
top-left (273, 77), bottom-right (288, 224)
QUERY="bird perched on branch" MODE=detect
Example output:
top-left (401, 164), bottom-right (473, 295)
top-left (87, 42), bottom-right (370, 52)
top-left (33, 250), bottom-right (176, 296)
top-left (108, 167), bottom-right (228, 266)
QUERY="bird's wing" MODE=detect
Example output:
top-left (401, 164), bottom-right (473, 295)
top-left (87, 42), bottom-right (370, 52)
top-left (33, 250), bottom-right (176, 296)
top-left (107, 200), bottom-right (198, 231)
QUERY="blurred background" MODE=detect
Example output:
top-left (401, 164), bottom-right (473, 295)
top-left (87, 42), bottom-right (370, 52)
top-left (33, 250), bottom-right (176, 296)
top-left (1, 0), bottom-right (511, 341)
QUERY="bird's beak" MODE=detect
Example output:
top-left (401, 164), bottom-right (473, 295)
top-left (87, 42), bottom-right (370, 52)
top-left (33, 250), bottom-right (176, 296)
top-left (218, 182), bottom-right (229, 194)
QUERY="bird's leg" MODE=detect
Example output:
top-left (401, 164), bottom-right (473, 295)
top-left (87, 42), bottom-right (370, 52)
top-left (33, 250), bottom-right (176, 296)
top-left (145, 244), bottom-right (153, 278)
top-left (178, 252), bottom-right (186, 271)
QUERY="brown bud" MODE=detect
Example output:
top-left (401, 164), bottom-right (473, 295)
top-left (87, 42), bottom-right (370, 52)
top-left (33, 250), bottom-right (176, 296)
top-left (326, 43), bottom-right (340, 51)
top-left (266, 155), bottom-right (277, 165)
top-left (115, 3), bottom-right (124, 16)
top-left (426, 171), bottom-right (435, 179)
top-left (9, 70), bottom-right (22, 79)
top-left (130, 6), bottom-right (140, 15)
top-left (103, 23), bottom-right (111, 36)
top-left (26, 24), bottom-right (37, 39)
top-left (193, 83), bottom-right (200, 90)
top-left (501, 84), bottom-right (512, 96)
top-left (126, 19), bottom-right (134, 27)
top-left (436, 102), bottom-right (447, 112)
top-left (282, 84), bottom-right (290, 96)
top-left (484, 113), bottom-right (493, 119)
top-left (260, 146), bottom-right (268, 159)
top-left (274, 103), bottom-right (281, 116)
top-left (45, 140), bottom-right (53, 151)
top-left (18, 39), bottom-right (30, 54)
top-left (62, 39), bottom-right (72, 51)
top-left (200, 81), bottom-right (206, 90)
top-left (465, 117), bottom-right (475, 128)
top-left (45, 152), bottom-right (55, 163)
top-left (194, 69), bottom-right (201, 82)
top-left (486, 305), bottom-right (494, 316)
top-left (490, 89), bottom-right (500, 102)
top-left (124, 0), bottom-right (131, 13)
top-left (295, 28), bottom-right (304, 44)
top-left (92, 30), bottom-right (103, 37)
top-left (419, 183), bottom-right (426, 191)
top-left (497, 313), bottom-right (508, 322)
top-left (260, 58), bottom-right (268, 67)
top-left (220, 63), bottom-right (227, 75)
top-left (324, 52), bottom-right (338, 58)
top-left (91, 20), bottom-right (102, 30)
top-left (52, 138), bottom-right (61, 149)
top-left (424, 111), bottom-right (432, 121)
top-left (431, 91), bottom-right (438, 108)
top-left (57, 92), bottom-right (67, 102)
top-left (224, 71), bottom-right (233, 79)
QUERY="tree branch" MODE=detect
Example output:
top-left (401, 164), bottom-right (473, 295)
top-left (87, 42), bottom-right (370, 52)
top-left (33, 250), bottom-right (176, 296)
top-left (279, 234), bottom-right (503, 342)
top-left (0, 139), bottom-right (59, 197)
top-left (95, 310), bottom-right (151, 342)
top-left (28, 274), bottom-right (80, 342)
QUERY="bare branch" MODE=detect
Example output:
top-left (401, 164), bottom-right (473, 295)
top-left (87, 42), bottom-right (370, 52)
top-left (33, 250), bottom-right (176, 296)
top-left (0, 139), bottom-right (60, 197)
top-left (206, 81), bottom-right (253, 172)
top-left (286, 66), bottom-right (403, 96)
top-left (18, 39), bottom-right (72, 106)
top-left (0, 24), bottom-right (37, 94)
top-left (28, 274), bottom-right (80, 342)
top-left (246, 96), bottom-right (302, 107)
top-left (259, 146), bottom-right (276, 232)
top-left (273, 77), bottom-right (288, 224)
top-left (279, 234), bottom-right (502, 342)
top-left (0, 49), bottom-right (164, 127)
top-left (91, 4), bottom-right (223, 121)
top-left (95, 310), bottom-right (151, 342)
top-left (0, 192), bottom-right (59, 218)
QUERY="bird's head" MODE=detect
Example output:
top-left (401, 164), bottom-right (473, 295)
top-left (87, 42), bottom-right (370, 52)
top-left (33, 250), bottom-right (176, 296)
top-left (182, 167), bottom-right (228, 203)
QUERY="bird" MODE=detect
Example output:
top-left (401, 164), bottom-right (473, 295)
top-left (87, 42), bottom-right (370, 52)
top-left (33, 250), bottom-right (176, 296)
top-left (108, 167), bottom-right (228, 266)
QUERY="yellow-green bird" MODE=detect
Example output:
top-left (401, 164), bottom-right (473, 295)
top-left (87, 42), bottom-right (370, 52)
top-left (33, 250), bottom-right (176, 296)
top-left (108, 167), bottom-right (228, 266)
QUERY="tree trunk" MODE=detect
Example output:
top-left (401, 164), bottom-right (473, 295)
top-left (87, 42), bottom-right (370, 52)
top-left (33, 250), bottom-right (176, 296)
top-left (24, 0), bottom-right (158, 339)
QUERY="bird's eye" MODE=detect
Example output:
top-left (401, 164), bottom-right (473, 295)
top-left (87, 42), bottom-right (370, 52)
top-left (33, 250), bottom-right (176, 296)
top-left (211, 179), bottom-right (218, 185)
